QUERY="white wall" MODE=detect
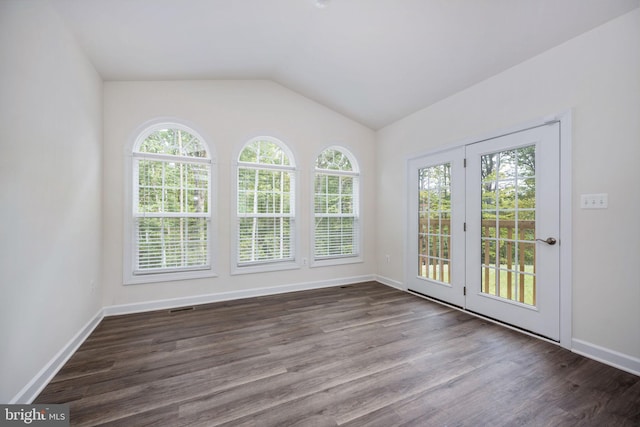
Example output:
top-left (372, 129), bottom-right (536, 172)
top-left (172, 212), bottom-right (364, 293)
top-left (2, 1), bottom-right (636, 403)
top-left (0, 0), bottom-right (103, 402)
top-left (376, 10), bottom-right (640, 360)
top-left (103, 80), bottom-right (376, 306)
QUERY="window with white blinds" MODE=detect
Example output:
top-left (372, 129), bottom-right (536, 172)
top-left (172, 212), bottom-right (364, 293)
top-left (236, 137), bottom-right (296, 268)
top-left (314, 147), bottom-right (360, 261)
top-left (132, 126), bottom-right (212, 276)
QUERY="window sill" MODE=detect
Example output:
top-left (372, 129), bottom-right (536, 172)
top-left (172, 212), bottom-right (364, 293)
top-left (231, 260), bottom-right (300, 276)
top-left (124, 268), bottom-right (218, 285)
top-left (310, 255), bottom-right (363, 268)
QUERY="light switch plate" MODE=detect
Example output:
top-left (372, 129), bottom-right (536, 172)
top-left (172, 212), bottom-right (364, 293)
top-left (580, 193), bottom-right (608, 209)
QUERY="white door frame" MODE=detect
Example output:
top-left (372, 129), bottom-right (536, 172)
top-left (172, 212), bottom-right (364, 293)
top-left (404, 111), bottom-right (572, 349)
top-left (406, 147), bottom-right (466, 308)
top-left (465, 123), bottom-right (560, 340)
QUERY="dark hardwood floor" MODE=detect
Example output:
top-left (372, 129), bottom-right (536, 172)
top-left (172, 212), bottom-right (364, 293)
top-left (35, 282), bottom-right (639, 426)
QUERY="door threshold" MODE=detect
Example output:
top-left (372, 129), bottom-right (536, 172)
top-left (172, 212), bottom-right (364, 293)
top-left (407, 288), bottom-right (463, 310)
top-left (407, 288), bottom-right (560, 345)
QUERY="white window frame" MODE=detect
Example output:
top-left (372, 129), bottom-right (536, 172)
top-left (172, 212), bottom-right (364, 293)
top-left (311, 146), bottom-right (362, 267)
top-left (231, 136), bottom-right (299, 275)
top-left (123, 120), bottom-right (217, 285)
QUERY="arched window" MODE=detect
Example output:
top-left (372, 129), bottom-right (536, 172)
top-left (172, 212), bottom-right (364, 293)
top-left (235, 137), bottom-right (296, 271)
top-left (127, 123), bottom-right (214, 282)
top-left (313, 147), bottom-right (360, 262)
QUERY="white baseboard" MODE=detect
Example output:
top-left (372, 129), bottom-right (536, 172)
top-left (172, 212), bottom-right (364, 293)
top-left (11, 308), bottom-right (104, 404)
top-left (375, 275), bottom-right (404, 291)
top-left (103, 274), bottom-right (376, 317)
top-left (572, 338), bottom-right (640, 377)
top-left (375, 276), bottom-right (640, 378)
top-left (15, 277), bottom-right (636, 405)
top-left (12, 276), bottom-right (374, 403)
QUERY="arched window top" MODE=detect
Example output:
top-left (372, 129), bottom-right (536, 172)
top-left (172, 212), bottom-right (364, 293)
top-left (315, 146), bottom-right (358, 173)
top-left (239, 137), bottom-right (294, 167)
top-left (135, 124), bottom-right (209, 158)
top-left (126, 121), bottom-right (214, 284)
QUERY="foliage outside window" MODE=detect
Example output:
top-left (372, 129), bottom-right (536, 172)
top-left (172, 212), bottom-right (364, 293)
top-left (133, 126), bottom-right (211, 275)
top-left (237, 138), bottom-right (295, 266)
top-left (418, 163), bottom-right (452, 283)
top-left (314, 147), bottom-right (359, 260)
top-left (480, 145), bottom-right (537, 305)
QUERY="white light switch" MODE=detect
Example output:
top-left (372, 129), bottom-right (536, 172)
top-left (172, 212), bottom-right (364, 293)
top-left (580, 193), bottom-right (608, 209)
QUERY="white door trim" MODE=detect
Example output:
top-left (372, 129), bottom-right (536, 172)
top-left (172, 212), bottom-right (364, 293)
top-left (404, 111), bottom-right (572, 349)
top-left (406, 147), bottom-right (466, 307)
top-left (465, 123), bottom-right (560, 340)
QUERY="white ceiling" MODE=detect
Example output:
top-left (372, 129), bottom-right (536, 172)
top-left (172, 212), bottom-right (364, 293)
top-left (51, 0), bottom-right (639, 129)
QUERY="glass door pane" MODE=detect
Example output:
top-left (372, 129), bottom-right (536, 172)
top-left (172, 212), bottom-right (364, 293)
top-left (418, 163), bottom-right (452, 284)
top-left (480, 145), bottom-right (537, 306)
top-left (406, 146), bottom-right (465, 308)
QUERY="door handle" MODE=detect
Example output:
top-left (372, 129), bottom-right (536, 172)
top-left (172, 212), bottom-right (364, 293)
top-left (535, 237), bottom-right (557, 245)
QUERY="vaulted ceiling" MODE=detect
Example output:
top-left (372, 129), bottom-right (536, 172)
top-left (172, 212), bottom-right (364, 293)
top-left (51, 0), bottom-right (639, 129)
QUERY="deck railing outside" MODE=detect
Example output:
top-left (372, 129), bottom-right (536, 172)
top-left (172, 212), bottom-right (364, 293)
top-left (418, 218), bottom-right (536, 305)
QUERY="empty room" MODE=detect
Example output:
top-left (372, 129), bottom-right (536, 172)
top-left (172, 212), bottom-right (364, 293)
top-left (1, 0), bottom-right (639, 425)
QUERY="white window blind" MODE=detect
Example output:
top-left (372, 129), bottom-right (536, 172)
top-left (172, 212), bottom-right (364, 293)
top-left (133, 127), bottom-right (211, 275)
top-left (236, 138), bottom-right (295, 266)
top-left (314, 148), bottom-right (360, 259)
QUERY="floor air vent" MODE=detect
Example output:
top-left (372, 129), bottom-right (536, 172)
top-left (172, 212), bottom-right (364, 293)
top-left (168, 306), bottom-right (195, 314)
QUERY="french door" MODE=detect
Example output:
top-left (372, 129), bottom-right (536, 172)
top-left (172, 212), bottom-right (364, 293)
top-left (407, 147), bottom-right (465, 307)
top-left (407, 123), bottom-right (561, 341)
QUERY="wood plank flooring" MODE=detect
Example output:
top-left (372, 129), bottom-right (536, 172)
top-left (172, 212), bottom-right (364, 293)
top-left (35, 282), bottom-right (640, 426)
